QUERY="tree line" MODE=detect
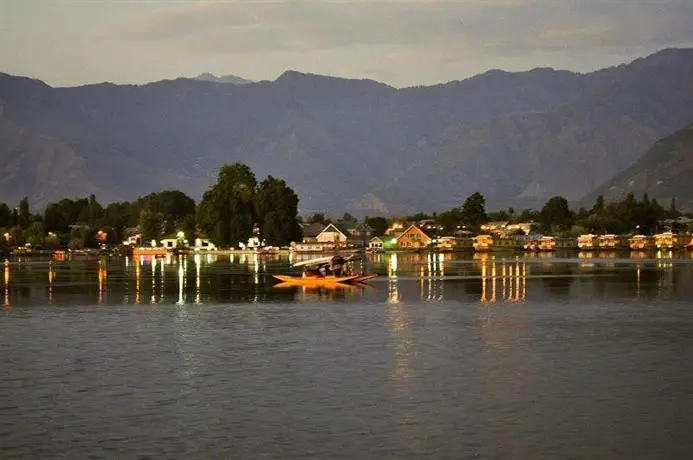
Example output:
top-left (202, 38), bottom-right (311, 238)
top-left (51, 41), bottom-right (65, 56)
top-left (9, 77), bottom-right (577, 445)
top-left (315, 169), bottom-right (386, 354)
top-left (1, 168), bottom-right (689, 252)
top-left (304, 192), bottom-right (689, 239)
top-left (0, 163), bottom-right (302, 250)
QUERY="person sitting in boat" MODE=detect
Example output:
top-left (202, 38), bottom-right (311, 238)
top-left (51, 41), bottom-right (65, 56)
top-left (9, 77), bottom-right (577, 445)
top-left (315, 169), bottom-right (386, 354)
top-left (319, 264), bottom-right (332, 277)
top-left (330, 256), bottom-right (346, 276)
top-left (304, 266), bottom-right (322, 278)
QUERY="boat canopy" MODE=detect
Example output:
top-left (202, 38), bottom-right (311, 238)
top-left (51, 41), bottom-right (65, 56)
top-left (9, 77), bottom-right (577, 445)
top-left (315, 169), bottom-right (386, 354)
top-left (292, 253), bottom-right (361, 268)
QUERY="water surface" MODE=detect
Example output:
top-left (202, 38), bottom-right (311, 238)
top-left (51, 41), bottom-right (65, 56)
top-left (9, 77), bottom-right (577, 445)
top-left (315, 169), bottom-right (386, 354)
top-left (2, 252), bottom-right (693, 458)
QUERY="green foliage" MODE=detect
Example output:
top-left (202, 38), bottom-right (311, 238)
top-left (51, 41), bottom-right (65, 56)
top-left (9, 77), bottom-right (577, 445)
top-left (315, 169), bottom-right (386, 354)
top-left (574, 192), bottom-right (667, 234)
top-left (460, 192), bottom-right (487, 229)
top-left (364, 216), bottom-right (388, 237)
top-left (77, 194), bottom-right (104, 226)
top-left (102, 201), bottom-right (137, 242)
top-left (406, 212), bottom-right (431, 222)
top-left (137, 190), bottom-right (195, 227)
top-left (486, 210), bottom-right (510, 222)
top-left (0, 203), bottom-right (11, 228)
top-left (176, 214), bottom-right (197, 246)
top-left (198, 163), bottom-right (258, 247)
top-left (23, 221), bottom-right (45, 247)
top-left (18, 197), bottom-right (30, 229)
top-left (44, 232), bottom-right (60, 249)
top-left (540, 196), bottom-right (574, 232)
top-left (436, 208), bottom-right (463, 233)
top-left (254, 176), bottom-right (302, 246)
top-left (591, 195), bottom-right (605, 214)
top-left (307, 213), bottom-right (330, 225)
top-left (139, 210), bottom-right (164, 244)
top-left (44, 198), bottom-right (90, 234)
top-left (335, 212), bottom-right (358, 229)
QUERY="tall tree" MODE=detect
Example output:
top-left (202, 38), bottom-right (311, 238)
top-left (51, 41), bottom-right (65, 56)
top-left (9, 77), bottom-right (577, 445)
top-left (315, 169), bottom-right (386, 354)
top-left (668, 197), bottom-right (681, 219)
top-left (24, 221), bottom-right (45, 247)
top-left (18, 197), bottom-right (30, 229)
top-left (364, 216), bottom-right (389, 237)
top-left (336, 212), bottom-right (358, 228)
top-left (198, 163), bottom-right (257, 247)
top-left (77, 194), bottom-right (104, 226)
top-left (307, 213), bottom-right (330, 225)
top-left (137, 190), bottom-right (196, 229)
top-left (0, 203), bottom-right (10, 228)
top-left (460, 192), bottom-right (487, 229)
top-left (591, 195), bottom-right (605, 214)
top-left (139, 210), bottom-right (164, 244)
top-left (541, 196), bottom-right (574, 231)
top-left (254, 176), bottom-right (302, 246)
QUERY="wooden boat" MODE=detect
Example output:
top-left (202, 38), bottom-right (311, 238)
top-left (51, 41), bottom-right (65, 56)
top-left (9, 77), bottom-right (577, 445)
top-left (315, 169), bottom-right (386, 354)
top-left (353, 274), bottom-right (377, 283)
top-left (277, 254), bottom-right (376, 286)
top-left (273, 281), bottom-right (356, 290)
top-left (273, 274), bottom-right (360, 285)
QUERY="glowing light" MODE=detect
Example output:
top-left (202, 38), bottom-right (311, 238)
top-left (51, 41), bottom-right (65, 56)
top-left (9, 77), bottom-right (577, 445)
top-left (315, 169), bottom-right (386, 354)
top-left (195, 254), bottom-right (201, 304)
top-left (389, 253), bottom-right (398, 274)
top-left (178, 262), bottom-right (185, 305)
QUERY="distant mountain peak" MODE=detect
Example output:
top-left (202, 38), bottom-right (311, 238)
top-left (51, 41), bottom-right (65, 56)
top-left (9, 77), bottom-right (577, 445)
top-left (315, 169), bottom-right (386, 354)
top-left (194, 73), bottom-right (252, 85)
top-left (274, 69), bottom-right (393, 90)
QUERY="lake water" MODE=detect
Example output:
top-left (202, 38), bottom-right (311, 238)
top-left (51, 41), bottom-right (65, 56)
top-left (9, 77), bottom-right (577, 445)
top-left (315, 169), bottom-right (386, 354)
top-left (2, 251), bottom-right (693, 459)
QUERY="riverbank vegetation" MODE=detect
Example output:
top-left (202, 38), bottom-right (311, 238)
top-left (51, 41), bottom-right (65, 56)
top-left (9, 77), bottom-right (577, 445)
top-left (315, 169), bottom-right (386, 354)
top-left (1, 162), bottom-right (691, 252)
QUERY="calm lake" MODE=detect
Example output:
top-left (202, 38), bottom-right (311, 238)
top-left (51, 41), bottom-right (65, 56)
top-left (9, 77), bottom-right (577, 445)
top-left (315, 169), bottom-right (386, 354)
top-left (2, 251), bottom-right (693, 459)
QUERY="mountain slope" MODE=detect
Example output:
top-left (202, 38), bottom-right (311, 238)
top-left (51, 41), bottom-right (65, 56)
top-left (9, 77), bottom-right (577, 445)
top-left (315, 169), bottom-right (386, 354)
top-left (371, 48), bottom-right (693, 212)
top-left (585, 124), bottom-right (693, 210)
top-left (194, 73), bottom-right (253, 85)
top-left (1, 48), bottom-right (693, 214)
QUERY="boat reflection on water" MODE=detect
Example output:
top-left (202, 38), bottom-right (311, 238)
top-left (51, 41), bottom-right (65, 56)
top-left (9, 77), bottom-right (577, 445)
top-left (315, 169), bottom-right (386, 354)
top-left (273, 281), bottom-right (372, 301)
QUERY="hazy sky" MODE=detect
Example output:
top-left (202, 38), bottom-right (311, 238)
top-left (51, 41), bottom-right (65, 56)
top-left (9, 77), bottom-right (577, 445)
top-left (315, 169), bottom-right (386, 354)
top-left (2, 0), bottom-right (693, 88)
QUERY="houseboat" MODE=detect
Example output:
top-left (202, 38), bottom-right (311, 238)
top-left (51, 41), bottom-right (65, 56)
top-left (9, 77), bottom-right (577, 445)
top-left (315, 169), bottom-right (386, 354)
top-left (524, 236), bottom-right (556, 252)
top-left (435, 236), bottom-right (457, 252)
top-left (577, 234), bottom-right (597, 250)
top-left (133, 246), bottom-right (168, 257)
top-left (598, 234), bottom-right (621, 250)
top-left (654, 231), bottom-right (683, 250)
top-left (472, 235), bottom-right (494, 252)
top-left (628, 235), bottom-right (652, 250)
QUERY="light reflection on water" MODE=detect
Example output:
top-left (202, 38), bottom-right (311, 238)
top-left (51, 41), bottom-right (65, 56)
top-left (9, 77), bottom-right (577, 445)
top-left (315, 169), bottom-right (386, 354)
top-left (2, 252), bottom-right (693, 458)
top-left (0, 251), bottom-right (692, 307)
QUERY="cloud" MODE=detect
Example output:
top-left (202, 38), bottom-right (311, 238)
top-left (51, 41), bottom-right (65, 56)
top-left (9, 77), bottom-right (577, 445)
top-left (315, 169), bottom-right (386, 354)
top-left (120, 0), bottom-right (693, 53)
top-left (119, 0), bottom-right (534, 54)
top-left (7, 0), bottom-right (692, 87)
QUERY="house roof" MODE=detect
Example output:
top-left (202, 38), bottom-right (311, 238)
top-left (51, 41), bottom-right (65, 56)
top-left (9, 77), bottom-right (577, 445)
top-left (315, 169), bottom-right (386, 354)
top-left (396, 224), bottom-right (431, 241)
top-left (318, 223), bottom-right (350, 238)
top-left (301, 222), bottom-right (327, 238)
top-left (369, 236), bottom-right (384, 243)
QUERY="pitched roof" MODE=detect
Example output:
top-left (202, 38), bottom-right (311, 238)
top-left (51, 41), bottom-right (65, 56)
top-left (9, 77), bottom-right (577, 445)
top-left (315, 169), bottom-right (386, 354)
top-left (396, 224), bottom-right (431, 241)
top-left (318, 223), bottom-right (350, 238)
top-left (301, 222), bottom-right (327, 238)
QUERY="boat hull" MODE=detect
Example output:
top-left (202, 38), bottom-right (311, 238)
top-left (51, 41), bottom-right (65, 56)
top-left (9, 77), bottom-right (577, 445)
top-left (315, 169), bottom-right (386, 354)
top-left (273, 275), bottom-right (360, 285)
top-left (353, 274), bottom-right (377, 283)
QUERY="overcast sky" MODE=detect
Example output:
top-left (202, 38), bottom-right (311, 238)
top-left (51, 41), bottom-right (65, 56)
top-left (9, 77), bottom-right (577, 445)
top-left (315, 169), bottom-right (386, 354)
top-left (2, 0), bottom-right (692, 88)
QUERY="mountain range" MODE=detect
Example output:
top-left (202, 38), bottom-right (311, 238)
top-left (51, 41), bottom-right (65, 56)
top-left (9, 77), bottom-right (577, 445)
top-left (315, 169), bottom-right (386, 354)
top-left (1, 48), bottom-right (693, 215)
top-left (585, 123), bottom-right (693, 210)
top-left (193, 73), bottom-right (253, 85)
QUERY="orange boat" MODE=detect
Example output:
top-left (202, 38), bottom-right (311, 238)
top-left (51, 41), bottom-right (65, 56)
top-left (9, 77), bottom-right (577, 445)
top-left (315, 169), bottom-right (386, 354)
top-left (276, 255), bottom-right (376, 286)
top-left (353, 274), bottom-right (377, 283)
top-left (273, 274), bottom-right (360, 285)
